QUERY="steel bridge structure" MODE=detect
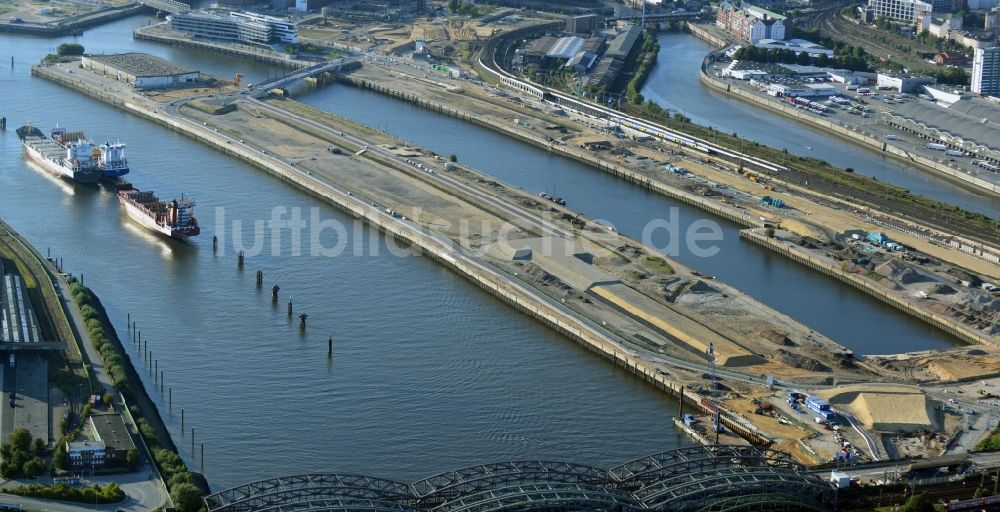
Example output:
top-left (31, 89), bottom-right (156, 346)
top-left (204, 445), bottom-right (833, 512)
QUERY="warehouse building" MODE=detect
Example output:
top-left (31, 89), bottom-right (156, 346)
top-left (81, 53), bottom-right (200, 89)
top-left (717, 1), bottom-right (791, 43)
top-left (884, 99), bottom-right (1000, 164)
top-left (89, 413), bottom-right (137, 467)
top-left (876, 70), bottom-right (936, 92)
top-left (754, 38), bottom-right (833, 57)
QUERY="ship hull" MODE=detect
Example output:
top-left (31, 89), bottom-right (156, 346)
top-left (119, 198), bottom-right (200, 239)
top-left (103, 168), bottom-right (130, 180)
top-left (22, 141), bottom-right (101, 184)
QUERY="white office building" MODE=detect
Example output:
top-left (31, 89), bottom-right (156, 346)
top-left (867, 0), bottom-right (932, 22)
top-left (973, 47), bottom-right (1000, 96)
top-left (170, 12), bottom-right (273, 45)
top-left (230, 11), bottom-right (298, 43)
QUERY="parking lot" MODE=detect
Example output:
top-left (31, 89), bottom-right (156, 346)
top-left (706, 61), bottom-right (1000, 186)
top-left (0, 352), bottom-right (49, 445)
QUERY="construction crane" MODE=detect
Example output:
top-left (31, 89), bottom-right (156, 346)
top-left (706, 343), bottom-right (722, 443)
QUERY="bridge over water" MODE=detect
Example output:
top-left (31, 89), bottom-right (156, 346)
top-left (137, 0), bottom-right (190, 15)
top-left (204, 445), bottom-right (833, 512)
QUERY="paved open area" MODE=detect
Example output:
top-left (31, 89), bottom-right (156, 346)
top-left (1, 353), bottom-right (50, 444)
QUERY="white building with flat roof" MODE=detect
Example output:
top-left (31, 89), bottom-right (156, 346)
top-left (170, 12), bottom-right (273, 45)
top-left (66, 440), bottom-right (106, 468)
top-left (230, 11), bottom-right (298, 43)
top-left (766, 82), bottom-right (836, 97)
top-left (876, 71), bottom-right (936, 92)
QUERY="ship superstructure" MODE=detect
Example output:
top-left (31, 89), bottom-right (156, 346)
top-left (17, 125), bottom-right (102, 183)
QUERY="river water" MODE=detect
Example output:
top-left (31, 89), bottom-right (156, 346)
top-left (299, 85), bottom-right (964, 354)
top-left (0, 14), bottom-right (986, 490)
top-left (0, 15), bottom-right (691, 489)
top-left (640, 32), bottom-right (1000, 217)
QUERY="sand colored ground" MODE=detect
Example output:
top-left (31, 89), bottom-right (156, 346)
top-left (347, 62), bottom-right (999, 284)
top-left (591, 283), bottom-right (765, 367)
top-left (816, 384), bottom-right (937, 432)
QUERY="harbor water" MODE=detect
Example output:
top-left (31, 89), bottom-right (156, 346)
top-left (299, 85), bottom-right (965, 354)
top-left (0, 14), bottom-right (990, 490)
top-left (640, 32), bottom-right (1000, 217)
top-left (0, 16), bottom-right (690, 489)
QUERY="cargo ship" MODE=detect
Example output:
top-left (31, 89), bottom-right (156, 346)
top-left (48, 126), bottom-right (130, 179)
top-left (16, 125), bottom-right (102, 183)
top-left (116, 183), bottom-right (200, 239)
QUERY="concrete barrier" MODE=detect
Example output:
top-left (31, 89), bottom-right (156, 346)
top-left (740, 229), bottom-right (995, 346)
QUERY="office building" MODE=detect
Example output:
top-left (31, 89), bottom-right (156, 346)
top-left (230, 11), bottom-right (299, 43)
top-left (170, 12), bottom-right (273, 45)
top-left (973, 46), bottom-right (1000, 96)
top-left (717, 2), bottom-right (792, 43)
top-left (867, 0), bottom-right (932, 22)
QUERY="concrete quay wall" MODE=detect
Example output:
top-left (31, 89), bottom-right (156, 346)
top-left (339, 74), bottom-right (762, 229)
top-left (739, 229), bottom-right (994, 346)
top-left (685, 22), bottom-right (728, 48)
top-left (133, 26), bottom-right (310, 69)
top-left (33, 64), bottom-right (773, 447)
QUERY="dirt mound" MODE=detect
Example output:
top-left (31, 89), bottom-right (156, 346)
top-left (776, 350), bottom-right (830, 372)
top-left (875, 260), bottom-right (928, 285)
top-left (961, 292), bottom-right (1000, 314)
top-left (687, 280), bottom-right (717, 295)
top-left (759, 329), bottom-right (795, 346)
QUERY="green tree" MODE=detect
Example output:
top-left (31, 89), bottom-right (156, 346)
top-left (449, 154), bottom-right (458, 163)
top-left (126, 448), bottom-right (140, 471)
top-left (10, 429), bottom-right (32, 452)
top-left (815, 53), bottom-right (830, 67)
top-left (975, 486), bottom-right (992, 498)
top-left (22, 457), bottom-right (44, 478)
top-left (170, 482), bottom-right (204, 512)
top-left (900, 493), bottom-right (935, 512)
top-left (56, 43), bottom-right (84, 56)
top-left (33, 438), bottom-right (46, 455)
top-left (52, 443), bottom-right (68, 470)
top-left (765, 227), bottom-right (776, 238)
top-left (796, 51), bottom-right (811, 66)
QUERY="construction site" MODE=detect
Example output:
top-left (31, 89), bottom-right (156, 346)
top-left (29, 3), bottom-right (1000, 467)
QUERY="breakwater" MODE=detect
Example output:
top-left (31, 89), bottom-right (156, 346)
top-left (740, 229), bottom-right (993, 346)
